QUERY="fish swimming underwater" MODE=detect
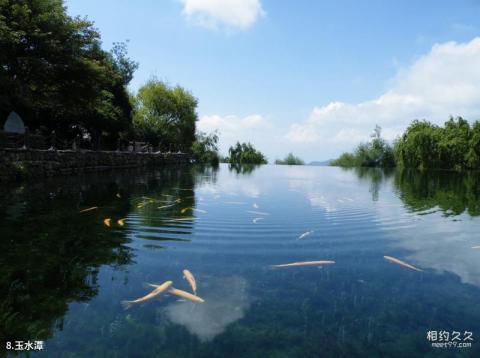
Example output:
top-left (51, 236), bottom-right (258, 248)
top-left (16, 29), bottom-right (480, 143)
top-left (272, 260), bottom-right (335, 268)
top-left (79, 206), bottom-right (98, 213)
top-left (472, 246), bottom-right (480, 249)
top-left (384, 256), bottom-right (423, 272)
top-left (169, 288), bottom-right (205, 303)
top-left (121, 280), bottom-right (173, 310)
top-left (158, 204), bottom-right (175, 209)
top-left (253, 217), bottom-right (264, 224)
top-left (192, 208), bottom-right (207, 214)
top-left (253, 203), bottom-right (259, 209)
top-left (117, 218), bottom-right (126, 226)
top-left (116, 193), bottom-right (121, 198)
top-left (183, 269), bottom-right (197, 295)
top-left (298, 230), bottom-right (314, 240)
top-left (247, 210), bottom-right (270, 216)
top-left (103, 218), bottom-right (111, 227)
top-left (169, 217), bottom-right (195, 222)
top-left (180, 207), bottom-right (190, 214)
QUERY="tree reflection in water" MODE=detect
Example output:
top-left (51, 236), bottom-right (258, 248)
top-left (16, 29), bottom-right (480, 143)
top-left (0, 165), bottom-right (217, 348)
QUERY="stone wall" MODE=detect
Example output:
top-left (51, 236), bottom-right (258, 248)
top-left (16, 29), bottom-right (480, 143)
top-left (0, 148), bottom-right (191, 181)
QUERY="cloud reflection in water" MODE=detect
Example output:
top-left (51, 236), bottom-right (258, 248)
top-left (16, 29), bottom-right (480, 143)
top-left (165, 276), bottom-right (249, 342)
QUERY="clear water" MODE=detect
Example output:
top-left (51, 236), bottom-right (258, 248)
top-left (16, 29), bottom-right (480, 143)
top-left (1, 164), bottom-right (480, 357)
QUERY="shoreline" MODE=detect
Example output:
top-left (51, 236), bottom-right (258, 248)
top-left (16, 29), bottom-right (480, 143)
top-left (0, 148), bottom-right (191, 182)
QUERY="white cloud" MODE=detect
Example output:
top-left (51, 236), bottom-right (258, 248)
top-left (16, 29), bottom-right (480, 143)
top-left (286, 38), bottom-right (480, 152)
top-left (179, 0), bottom-right (264, 30)
top-left (198, 114), bottom-right (272, 155)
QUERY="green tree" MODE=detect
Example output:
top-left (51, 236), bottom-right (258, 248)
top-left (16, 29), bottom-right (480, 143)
top-left (227, 142), bottom-right (268, 165)
top-left (438, 117), bottom-right (471, 170)
top-left (0, 0), bottom-right (137, 147)
top-left (133, 79), bottom-right (197, 152)
top-left (394, 117), bottom-right (476, 170)
top-left (275, 153), bottom-right (305, 165)
top-left (466, 121), bottom-right (480, 168)
top-left (191, 131), bottom-right (220, 166)
top-left (331, 126), bottom-right (394, 167)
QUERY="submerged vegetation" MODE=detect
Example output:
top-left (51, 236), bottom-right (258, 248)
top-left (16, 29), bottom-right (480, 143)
top-left (275, 153), bottom-right (305, 165)
top-left (226, 142), bottom-right (268, 165)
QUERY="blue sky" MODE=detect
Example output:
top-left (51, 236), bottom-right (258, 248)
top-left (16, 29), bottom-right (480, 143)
top-left (65, 0), bottom-right (480, 162)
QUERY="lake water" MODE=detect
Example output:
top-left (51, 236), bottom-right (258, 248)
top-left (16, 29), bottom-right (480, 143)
top-left (1, 164), bottom-right (480, 357)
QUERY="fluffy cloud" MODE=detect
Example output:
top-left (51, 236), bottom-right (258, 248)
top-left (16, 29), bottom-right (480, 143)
top-left (179, 0), bottom-right (264, 30)
top-left (286, 38), bottom-right (480, 149)
top-left (197, 114), bottom-right (272, 155)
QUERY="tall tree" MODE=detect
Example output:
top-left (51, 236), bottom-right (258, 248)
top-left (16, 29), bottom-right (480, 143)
top-left (133, 79), bottom-right (198, 152)
top-left (0, 0), bottom-right (137, 146)
top-left (331, 126), bottom-right (394, 167)
top-left (191, 131), bottom-right (220, 165)
top-left (227, 142), bottom-right (267, 164)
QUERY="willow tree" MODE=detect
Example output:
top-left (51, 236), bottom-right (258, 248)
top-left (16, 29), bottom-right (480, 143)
top-left (394, 117), bottom-right (479, 170)
top-left (227, 142), bottom-right (267, 164)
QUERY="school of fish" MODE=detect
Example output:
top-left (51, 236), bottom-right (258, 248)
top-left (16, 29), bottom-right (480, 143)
top-left (80, 191), bottom-right (440, 313)
top-left (122, 269), bottom-right (204, 309)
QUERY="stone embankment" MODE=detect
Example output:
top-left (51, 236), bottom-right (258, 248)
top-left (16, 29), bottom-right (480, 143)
top-left (0, 149), bottom-right (191, 181)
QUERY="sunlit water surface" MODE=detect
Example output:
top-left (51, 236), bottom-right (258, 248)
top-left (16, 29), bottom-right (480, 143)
top-left (1, 164), bottom-right (480, 357)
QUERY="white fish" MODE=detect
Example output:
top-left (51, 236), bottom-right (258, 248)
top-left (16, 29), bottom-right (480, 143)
top-left (472, 246), bottom-right (480, 249)
top-left (247, 210), bottom-right (270, 216)
top-left (169, 288), bottom-right (205, 303)
top-left (253, 203), bottom-right (259, 209)
top-left (79, 206), bottom-right (98, 213)
top-left (158, 204), bottom-right (175, 209)
top-left (192, 208), bottom-right (207, 214)
top-left (183, 269), bottom-right (197, 295)
top-left (121, 281), bottom-right (173, 310)
top-left (272, 261), bottom-right (335, 268)
top-left (298, 230), bottom-right (314, 240)
top-left (253, 217), bottom-right (264, 224)
top-left (384, 256), bottom-right (423, 272)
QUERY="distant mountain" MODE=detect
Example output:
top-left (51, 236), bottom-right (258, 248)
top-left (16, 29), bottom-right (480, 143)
top-left (308, 160), bottom-right (333, 166)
